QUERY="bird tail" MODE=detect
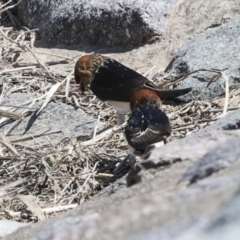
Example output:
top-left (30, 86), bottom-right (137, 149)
top-left (147, 87), bottom-right (192, 100)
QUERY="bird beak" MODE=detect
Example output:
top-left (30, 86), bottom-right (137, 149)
top-left (78, 69), bottom-right (92, 93)
top-left (80, 82), bottom-right (85, 94)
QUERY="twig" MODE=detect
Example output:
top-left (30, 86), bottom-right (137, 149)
top-left (14, 60), bottom-right (69, 68)
top-left (0, 27), bottom-right (52, 78)
top-left (43, 204), bottom-right (78, 213)
top-left (69, 162), bottom-right (98, 203)
top-left (10, 130), bottom-right (61, 144)
top-left (72, 95), bottom-right (80, 107)
top-left (143, 65), bottom-right (156, 77)
top-left (65, 70), bottom-right (74, 98)
top-left (92, 114), bottom-right (101, 139)
top-left (0, 0), bottom-right (20, 13)
top-left (56, 177), bottom-right (75, 203)
top-left (81, 122), bottom-right (126, 146)
top-left (203, 107), bottom-right (238, 113)
top-left (37, 83), bottom-right (61, 114)
top-left (33, 50), bottom-right (75, 61)
top-left (24, 44), bottom-right (53, 78)
top-left (221, 71), bottom-right (229, 117)
top-left (0, 66), bottom-right (36, 74)
top-left (0, 109), bottom-right (24, 119)
top-left (0, 104), bottom-right (39, 110)
top-left (1, 204), bottom-right (78, 218)
top-left (37, 70), bottom-right (73, 114)
top-left (0, 133), bottom-right (19, 156)
top-left (96, 173), bottom-right (116, 178)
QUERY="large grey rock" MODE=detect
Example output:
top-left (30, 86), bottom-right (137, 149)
top-left (158, 0), bottom-right (240, 65)
top-left (5, 126), bottom-right (240, 240)
top-left (165, 17), bottom-right (240, 101)
top-left (16, 0), bottom-right (179, 46)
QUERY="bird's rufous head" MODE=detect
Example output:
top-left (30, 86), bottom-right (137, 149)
top-left (74, 54), bottom-right (103, 92)
top-left (130, 89), bottom-right (162, 110)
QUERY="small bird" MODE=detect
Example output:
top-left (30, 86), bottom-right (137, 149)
top-left (74, 54), bottom-right (191, 124)
top-left (125, 89), bottom-right (171, 153)
top-left (113, 89), bottom-right (171, 174)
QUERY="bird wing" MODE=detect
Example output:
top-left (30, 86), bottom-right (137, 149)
top-left (131, 123), bottom-right (171, 146)
top-left (90, 57), bottom-right (148, 101)
top-left (90, 57), bottom-right (192, 102)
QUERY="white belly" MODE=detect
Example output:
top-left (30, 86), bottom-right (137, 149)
top-left (107, 101), bottom-right (131, 114)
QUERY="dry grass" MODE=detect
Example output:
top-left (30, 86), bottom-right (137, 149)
top-left (0, 2), bottom-right (240, 223)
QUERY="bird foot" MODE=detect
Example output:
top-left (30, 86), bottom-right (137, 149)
top-left (113, 154), bottom-right (136, 175)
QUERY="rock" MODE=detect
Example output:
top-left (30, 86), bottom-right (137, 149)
top-left (181, 135), bottom-right (240, 183)
top-left (174, 173), bottom-right (240, 203)
top-left (91, 177), bottom-right (127, 199)
top-left (177, 109), bottom-right (240, 184)
top-left (196, 188), bottom-right (240, 240)
top-left (165, 16), bottom-right (240, 101)
top-left (0, 93), bottom-right (102, 146)
top-left (175, 186), bottom-right (240, 240)
top-left (123, 219), bottom-right (206, 240)
top-left (126, 171), bottom-right (240, 240)
top-left (0, 220), bottom-right (28, 238)
top-left (13, 0), bottom-right (240, 70)
top-left (16, 0), bottom-right (179, 46)
top-left (159, 0), bottom-right (240, 64)
top-left (33, 214), bottom-right (99, 240)
top-left (127, 129), bottom-right (240, 186)
top-left (201, 108), bottom-right (240, 131)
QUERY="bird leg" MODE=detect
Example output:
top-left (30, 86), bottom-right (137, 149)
top-left (113, 146), bottom-right (136, 175)
top-left (112, 154), bottom-right (130, 175)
